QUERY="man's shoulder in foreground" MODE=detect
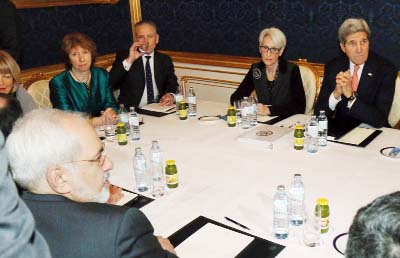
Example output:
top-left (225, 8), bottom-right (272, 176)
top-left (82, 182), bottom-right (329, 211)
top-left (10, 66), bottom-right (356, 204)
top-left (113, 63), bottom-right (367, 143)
top-left (21, 192), bottom-right (176, 258)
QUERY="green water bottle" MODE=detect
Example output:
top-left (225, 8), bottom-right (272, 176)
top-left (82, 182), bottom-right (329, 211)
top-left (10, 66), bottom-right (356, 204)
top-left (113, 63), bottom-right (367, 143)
top-left (227, 106), bottom-right (236, 127)
top-left (165, 160), bottom-right (178, 188)
top-left (316, 198), bottom-right (330, 234)
top-left (116, 122), bottom-right (127, 145)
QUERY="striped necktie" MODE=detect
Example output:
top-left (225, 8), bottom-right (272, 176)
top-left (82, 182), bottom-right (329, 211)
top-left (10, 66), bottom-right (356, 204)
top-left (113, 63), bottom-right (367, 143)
top-left (145, 56), bottom-right (154, 103)
top-left (351, 64), bottom-right (360, 92)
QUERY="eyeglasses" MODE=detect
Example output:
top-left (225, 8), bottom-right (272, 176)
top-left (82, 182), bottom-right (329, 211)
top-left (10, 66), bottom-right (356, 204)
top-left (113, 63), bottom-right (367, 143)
top-left (345, 39), bottom-right (369, 48)
top-left (259, 45), bottom-right (281, 54)
top-left (63, 143), bottom-right (106, 167)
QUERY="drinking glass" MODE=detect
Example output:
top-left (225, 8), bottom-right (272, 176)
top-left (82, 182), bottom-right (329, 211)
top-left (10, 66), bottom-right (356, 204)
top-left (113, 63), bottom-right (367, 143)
top-left (302, 206), bottom-right (321, 247)
top-left (104, 124), bottom-right (115, 142)
top-left (234, 99), bottom-right (242, 126)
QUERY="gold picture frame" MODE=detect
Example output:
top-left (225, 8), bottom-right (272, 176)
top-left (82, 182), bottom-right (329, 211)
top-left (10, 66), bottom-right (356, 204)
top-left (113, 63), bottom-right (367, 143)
top-left (12, 0), bottom-right (119, 9)
top-left (129, 0), bottom-right (142, 39)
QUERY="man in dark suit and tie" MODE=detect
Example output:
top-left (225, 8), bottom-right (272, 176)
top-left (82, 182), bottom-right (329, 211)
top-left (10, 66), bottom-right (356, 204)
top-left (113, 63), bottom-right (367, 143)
top-left (314, 18), bottom-right (397, 128)
top-left (6, 109), bottom-right (178, 258)
top-left (110, 20), bottom-right (178, 108)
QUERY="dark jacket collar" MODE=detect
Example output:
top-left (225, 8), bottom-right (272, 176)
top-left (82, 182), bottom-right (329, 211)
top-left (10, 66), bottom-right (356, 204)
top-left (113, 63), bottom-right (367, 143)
top-left (255, 58), bottom-right (288, 74)
top-left (21, 191), bottom-right (73, 202)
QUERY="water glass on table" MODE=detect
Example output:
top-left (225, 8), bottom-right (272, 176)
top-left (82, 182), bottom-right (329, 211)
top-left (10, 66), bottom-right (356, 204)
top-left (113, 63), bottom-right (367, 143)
top-left (302, 206), bottom-right (321, 247)
top-left (234, 99), bottom-right (242, 126)
top-left (104, 124), bottom-right (116, 142)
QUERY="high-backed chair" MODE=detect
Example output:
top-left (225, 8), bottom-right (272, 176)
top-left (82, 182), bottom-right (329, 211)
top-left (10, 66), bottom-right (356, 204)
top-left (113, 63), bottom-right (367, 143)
top-left (388, 74), bottom-right (400, 128)
top-left (295, 59), bottom-right (319, 115)
top-left (23, 73), bottom-right (52, 108)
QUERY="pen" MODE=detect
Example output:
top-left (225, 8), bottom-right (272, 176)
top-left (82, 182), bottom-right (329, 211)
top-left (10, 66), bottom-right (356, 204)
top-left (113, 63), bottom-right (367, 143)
top-left (224, 217), bottom-right (250, 230)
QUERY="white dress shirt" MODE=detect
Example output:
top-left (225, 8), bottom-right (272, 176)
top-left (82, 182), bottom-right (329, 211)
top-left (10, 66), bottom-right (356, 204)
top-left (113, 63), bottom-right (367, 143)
top-left (122, 52), bottom-right (159, 107)
top-left (328, 61), bottom-right (365, 110)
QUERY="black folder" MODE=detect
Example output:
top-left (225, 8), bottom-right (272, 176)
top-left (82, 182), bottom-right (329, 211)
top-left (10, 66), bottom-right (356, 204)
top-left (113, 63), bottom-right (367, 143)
top-left (327, 118), bottom-right (382, 147)
top-left (258, 115), bottom-right (290, 125)
top-left (121, 189), bottom-right (154, 209)
top-left (136, 107), bottom-right (175, 117)
top-left (169, 216), bottom-right (285, 258)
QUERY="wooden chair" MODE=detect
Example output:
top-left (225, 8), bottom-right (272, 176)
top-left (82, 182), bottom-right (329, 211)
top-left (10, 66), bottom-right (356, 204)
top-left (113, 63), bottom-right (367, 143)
top-left (388, 74), bottom-right (400, 128)
top-left (295, 59), bottom-right (320, 115)
top-left (23, 73), bottom-right (52, 108)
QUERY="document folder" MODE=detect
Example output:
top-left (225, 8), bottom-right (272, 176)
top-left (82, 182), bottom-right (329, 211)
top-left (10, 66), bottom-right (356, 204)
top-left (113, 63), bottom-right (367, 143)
top-left (169, 216), bottom-right (285, 258)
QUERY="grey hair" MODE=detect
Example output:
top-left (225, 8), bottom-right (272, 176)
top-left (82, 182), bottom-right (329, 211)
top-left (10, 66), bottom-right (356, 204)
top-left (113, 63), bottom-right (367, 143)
top-left (338, 18), bottom-right (371, 44)
top-left (345, 191), bottom-right (400, 258)
top-left (258, 27), bottom-right (286, 50)
top-left (6, 109), bottom-right (86, 190)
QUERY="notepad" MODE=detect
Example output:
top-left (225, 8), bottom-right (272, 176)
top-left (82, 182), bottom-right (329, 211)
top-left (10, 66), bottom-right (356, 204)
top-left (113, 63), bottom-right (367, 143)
top-left (175, 223), bottom-right (253, 258)
top-left (237, 124), bottom-right (292, 148)
top-left (337, 127), bottom-right (378, 145)
top-left (141, 103), bottom-right (175, 113)
top-left (115, 190), bottom-right (138, 206)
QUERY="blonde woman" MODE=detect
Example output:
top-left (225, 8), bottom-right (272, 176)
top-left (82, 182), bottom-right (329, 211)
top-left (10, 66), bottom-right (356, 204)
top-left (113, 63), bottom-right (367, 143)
top-left (230, 28), bottom-right (305, 116)
top-left (0, 50), bottom-right (36, 113)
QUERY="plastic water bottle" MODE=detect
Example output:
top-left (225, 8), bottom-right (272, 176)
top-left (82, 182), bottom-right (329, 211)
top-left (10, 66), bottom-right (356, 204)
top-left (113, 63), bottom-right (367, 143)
top-left (188, 86), bottom-right (197, 116)
top-left (249, 96), bottom-right (257, 127)
top-left (133, 147), bottom-right (149, 192)
top-left (128, 107), bottom-right (140, 141)
top-left (317, 110), bottom-right (328, 147)
top-left (118, 104), bottom-right (129, 130)
top-left (150, 141), bottom-right (165, 197)
top-left (240, 97), bottom-right (251, 129)
top-left (289, 174), bottom-right (305, 226)
top-left (273, 185), bottom-right (289, 239)
top-left (307, 116), bottom-right (319, 153)
top-left (175, 86), bottom-right (184, 115)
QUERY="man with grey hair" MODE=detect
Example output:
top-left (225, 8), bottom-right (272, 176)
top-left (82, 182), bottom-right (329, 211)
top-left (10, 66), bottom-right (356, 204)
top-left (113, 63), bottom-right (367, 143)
top-left (110, 20), bottom-right (178, 108)
top-left (345, 191), bottom-right (400, 258)
top-left (315, 18), bottom-right (397, 129)
top-left (6, 109), bottom-right (178, 258)
top-left (0, 131), bottom-right (51, 258)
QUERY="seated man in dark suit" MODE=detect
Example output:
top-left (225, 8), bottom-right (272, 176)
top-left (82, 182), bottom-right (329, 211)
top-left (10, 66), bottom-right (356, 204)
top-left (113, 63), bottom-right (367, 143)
top-left (110, 20), bottom-right (178, 108)
top-left (314, 18), bottom-right (397, 128)
top-left (345, 191), bottom-right (400, 258)
top-left (6, 109), bottom-right (178, 258)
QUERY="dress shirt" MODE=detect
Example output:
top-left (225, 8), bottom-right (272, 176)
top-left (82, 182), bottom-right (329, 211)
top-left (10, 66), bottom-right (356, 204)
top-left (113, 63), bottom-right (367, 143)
top-left (122, 52), bottom-right (159, 107)
top-left (328, 61), bottom-right (365, 110)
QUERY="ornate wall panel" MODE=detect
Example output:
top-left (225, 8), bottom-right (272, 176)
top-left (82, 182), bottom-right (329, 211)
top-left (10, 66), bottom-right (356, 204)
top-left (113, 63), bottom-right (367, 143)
top-left (142, 0), bottom-right (400, 67)
top-left (17, 0), bottom-right (132, 69)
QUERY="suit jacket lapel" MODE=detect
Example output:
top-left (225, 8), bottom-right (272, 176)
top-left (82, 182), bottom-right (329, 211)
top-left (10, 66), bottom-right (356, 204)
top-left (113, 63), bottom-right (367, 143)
top-left (357, 55), bottom-right (376, 95)
top-left (153, 52), bottom-right (162, 93)
top-left (132, 57), bottom-right (146, 102)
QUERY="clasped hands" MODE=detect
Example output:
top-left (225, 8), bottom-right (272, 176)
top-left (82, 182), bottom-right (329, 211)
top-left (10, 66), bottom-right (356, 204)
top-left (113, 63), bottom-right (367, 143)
top-left (333, 70), bottom-right (353, 99)
top-left (91, 108), bottom-right (119, 127)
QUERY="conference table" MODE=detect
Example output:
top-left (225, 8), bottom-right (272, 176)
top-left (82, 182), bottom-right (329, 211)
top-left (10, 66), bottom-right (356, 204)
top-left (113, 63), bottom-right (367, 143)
top-left (106, 100), bottom-right (400, 258)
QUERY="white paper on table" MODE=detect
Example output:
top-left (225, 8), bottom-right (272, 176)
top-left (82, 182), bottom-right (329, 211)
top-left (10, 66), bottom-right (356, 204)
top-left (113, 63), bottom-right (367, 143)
top-left (115, 190), bottom-right (138, 206)
top-left (338, 127), bottom-right (376, 145)
top-left (141, 103), bottom-right (175, 113)
top-left (175, 223), bottom-right (254, 258)
top-left (257, 115), bottom-right (276, 123)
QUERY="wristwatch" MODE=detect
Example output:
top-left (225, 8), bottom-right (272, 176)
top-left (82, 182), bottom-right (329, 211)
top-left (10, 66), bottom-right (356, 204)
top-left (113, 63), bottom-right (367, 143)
top-left (348, 91), bottom-right (358, 101)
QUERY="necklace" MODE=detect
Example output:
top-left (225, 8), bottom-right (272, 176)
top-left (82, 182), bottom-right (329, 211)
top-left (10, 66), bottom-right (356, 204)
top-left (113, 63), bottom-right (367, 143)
top-left (266, 67), bottom-right (279, 82)
top-left (70, 70), bottom-right (91, 90)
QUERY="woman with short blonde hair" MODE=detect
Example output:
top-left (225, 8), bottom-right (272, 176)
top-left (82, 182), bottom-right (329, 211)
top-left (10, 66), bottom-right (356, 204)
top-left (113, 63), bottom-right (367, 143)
top-left (0, 50), bottom-right (36, 113)
top-left (231, 27), bottom-right (305, 116)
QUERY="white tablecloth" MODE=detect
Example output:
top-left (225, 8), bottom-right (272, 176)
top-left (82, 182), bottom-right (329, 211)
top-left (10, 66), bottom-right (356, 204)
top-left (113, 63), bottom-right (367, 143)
top-left (106, 100), bottom-right (400, 258)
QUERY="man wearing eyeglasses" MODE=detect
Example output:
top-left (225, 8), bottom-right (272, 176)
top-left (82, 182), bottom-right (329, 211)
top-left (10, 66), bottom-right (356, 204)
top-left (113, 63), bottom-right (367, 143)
top-left (6, 109), bottom-right (178, 258)
top-left (314, 18), bottom-right (397, 129)
top-left (110, 20), bottom-right (178, 109)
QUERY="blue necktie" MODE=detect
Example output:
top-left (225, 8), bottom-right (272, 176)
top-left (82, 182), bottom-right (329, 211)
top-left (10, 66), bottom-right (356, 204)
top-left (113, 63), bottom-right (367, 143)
top-left (145, 56), bottom-right (154, 103)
